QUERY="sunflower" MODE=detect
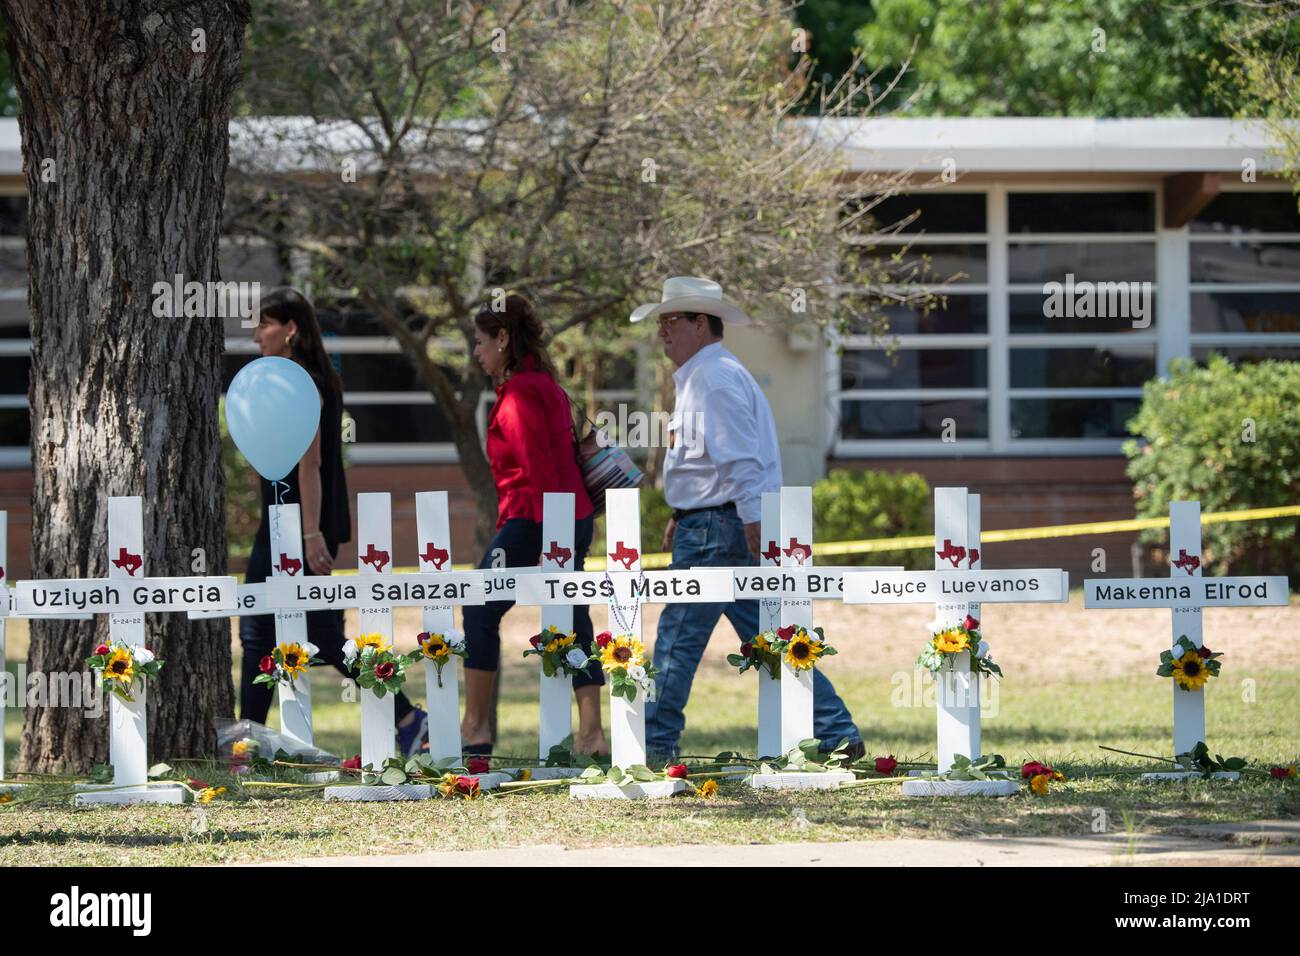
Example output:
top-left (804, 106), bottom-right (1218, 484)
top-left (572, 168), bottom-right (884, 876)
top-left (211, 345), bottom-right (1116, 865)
top-left (695, 778), bottom-right (718, 799)
top-left (1172, 651), bottom-right (1211, 691)
top-left (355, 632), bottom-right (389, 654)
top-left (196, 786), bottom-right (226, 804)
top-left (932, 629), bottom-right (970, 655)
top-left (104, 646), bottom-right (135, 684)
top-left (784, 633), bottom-right (823, 671)
top-left (600, 635), bottom-right (645, 671)
top-left (543, 629), bottom-right (577, 654)
top-left (420, 634), bottom-right (451, 660)
top-left (752, 632), bottom-right (772, 652)
top-left (279, 643), bottom-right (310, 678)
top-left (1029, 773), bottom-right (1051, 796)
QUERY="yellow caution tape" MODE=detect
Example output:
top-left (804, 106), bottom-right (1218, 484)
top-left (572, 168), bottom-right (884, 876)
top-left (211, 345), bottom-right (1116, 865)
top-left (333, 503), bottom-right (1300, 575)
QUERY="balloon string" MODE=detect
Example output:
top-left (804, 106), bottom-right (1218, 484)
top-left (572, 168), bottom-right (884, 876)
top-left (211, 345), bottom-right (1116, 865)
top-left (274, 480), bottom-right (289, 505)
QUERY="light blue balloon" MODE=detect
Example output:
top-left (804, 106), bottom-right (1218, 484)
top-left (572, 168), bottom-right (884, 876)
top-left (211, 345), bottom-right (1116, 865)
top-left (225, 356), bottom-right (319, 481)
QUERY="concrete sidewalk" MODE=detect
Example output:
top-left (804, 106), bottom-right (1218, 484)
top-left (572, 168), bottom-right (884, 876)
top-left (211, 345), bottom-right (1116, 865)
top-left (259, 822), bottom-right (1300, 867)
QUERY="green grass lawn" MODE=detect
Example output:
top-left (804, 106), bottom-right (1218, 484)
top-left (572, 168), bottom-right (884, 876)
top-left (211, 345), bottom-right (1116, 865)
top-left (3, 657), bottom-right (1298, 866)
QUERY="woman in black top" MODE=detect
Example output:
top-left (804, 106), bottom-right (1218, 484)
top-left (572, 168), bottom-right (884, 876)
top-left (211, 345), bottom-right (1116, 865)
top-left (238, 288), bottom-right (428, 754)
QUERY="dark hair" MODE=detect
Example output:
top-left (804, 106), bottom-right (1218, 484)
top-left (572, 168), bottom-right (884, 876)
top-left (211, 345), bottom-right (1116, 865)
top-left (474, 293), bottom-right (559, 379)
top-left (701, 314), bottom-right (724, 338)
top-left (260, 287), bottom-right (341, 397)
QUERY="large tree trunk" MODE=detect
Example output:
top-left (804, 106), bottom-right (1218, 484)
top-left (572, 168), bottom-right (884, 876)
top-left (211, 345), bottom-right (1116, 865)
top-left (4, 0), bottom-right (250, 771)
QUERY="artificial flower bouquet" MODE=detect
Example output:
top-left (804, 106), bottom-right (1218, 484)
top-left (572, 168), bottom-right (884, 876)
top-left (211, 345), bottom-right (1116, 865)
top-left (253, 641), bottom-right (322, 689)
top-left (591, 631), bottom-right (658, 702)
top-left (523, 624), bottom-right (591, 678)
top-left (86, 639), bottom-right (163, 702)
top-left (917, 614), bottom-right (1001, 677)
top-left (768, 624), bottom-right (836, 672)
top-left (417, 627), bottom-right (467, 687)
top-left (345, 632), bottom-right (417, 698)
top-left (1159, 635), bottom-right (1221, 691)
top-left (727, 629), bottom-right (783, 679)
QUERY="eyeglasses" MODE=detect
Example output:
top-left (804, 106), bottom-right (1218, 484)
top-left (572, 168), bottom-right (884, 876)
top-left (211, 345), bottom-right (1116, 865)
top-left (656, 313), bottom-right (699, 330)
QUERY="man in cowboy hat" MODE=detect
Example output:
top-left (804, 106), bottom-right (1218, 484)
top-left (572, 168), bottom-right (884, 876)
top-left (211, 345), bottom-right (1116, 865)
top-left (632, 276), bottom-right (863, 762)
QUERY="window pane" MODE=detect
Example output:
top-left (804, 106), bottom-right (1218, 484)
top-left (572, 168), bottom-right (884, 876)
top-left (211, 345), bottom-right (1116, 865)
top-left (1010, 347), bottom-right (1154, 388)
top-left (1190, 292), bottom-right (1300, 334)
top-left (840, 399), bottom-right (987, 439)
top-left (845, 242), bottom-right (987, 283)
top-left (1190, 241), bottom-right (1300, 284)
top-left (1193, 345), bottom-right (1300, 365)
top-left (0, 355), bottom-right (29, 395)
top-left (1192, 192), bottom-right (1300, 235)
top-left (1009, 192), bottom-right (1155, 233)
top-left (844, 193), bottom-right (986, 234)
top-left (846, 295), bottom-right (987, 335)
top-left (347, 402), bottom-right (452, 444)
top-left (1011, 398), bottom-right (1140, 439)
top-left (841, 348), bottom-right (987, 390)
top-left (1010, 292), bottom-right (1157, 333)
top-left (1009, 242), bottom-right (1155, 283)
top-left (0, 407), bottom-right (29, 445)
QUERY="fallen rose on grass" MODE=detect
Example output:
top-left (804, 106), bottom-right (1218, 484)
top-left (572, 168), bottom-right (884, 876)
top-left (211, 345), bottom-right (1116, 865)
top-left (1021, 760), bottom-right (1052, 779)
top-left (341, 755), bottom-right (361, 770)
top-left (874, 755), bottom-right (898, 775)
top-left (1270, 765), bottom-right (1297, 780)
top-left (466, 756), bottom-right (490, 774)
top-left (187, 777), bottom-right (210, 790)
top-left (665, 764), bottom-right (688, 779)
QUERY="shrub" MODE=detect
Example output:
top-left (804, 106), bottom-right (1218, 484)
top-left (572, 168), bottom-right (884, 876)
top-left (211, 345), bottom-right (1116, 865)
top-left (1124, 354), bottom-right (1300, 575)
top-left (813, 469), bottom-right (932, 569)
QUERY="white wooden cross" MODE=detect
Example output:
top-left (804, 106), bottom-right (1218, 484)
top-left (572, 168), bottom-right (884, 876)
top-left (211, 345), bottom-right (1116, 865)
top-left (263, 492), bottom-right (485, 799)
top-left (1084, 500), bottom-right (1288, 775)
top-left (515, 487), bottom-right (734, 798)
top-left (414, 490), bottom-right (460, 762)
top-left (537, 491), bottom-right (577, 759)
top-left (12, 496), bottom-right (238, 804)
top-left (843, 487), bottom-right (1069, 792)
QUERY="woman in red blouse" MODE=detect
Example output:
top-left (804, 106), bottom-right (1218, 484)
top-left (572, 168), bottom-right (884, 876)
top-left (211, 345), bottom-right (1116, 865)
top-left (462, 294), bottom-right (607, 756)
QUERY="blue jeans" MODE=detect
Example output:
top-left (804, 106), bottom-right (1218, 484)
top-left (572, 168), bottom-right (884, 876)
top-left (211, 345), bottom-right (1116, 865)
top-left (645, 507), bottom-right (860, 760)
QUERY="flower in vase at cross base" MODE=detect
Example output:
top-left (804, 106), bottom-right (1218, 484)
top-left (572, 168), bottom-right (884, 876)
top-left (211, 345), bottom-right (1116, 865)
top-left (784, 631), bottom-right (823, 671)
top-left (104, 646), bottom-right (135, 685)
top-left (1172, 651), bottom-right (1211, 691)
top-left (600, 635), bottom-right (645, 671)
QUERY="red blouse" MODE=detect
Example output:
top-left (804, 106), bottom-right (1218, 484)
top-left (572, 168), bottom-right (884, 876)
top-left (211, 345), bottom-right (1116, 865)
top-left (486, 356), bottom-right (593, 528)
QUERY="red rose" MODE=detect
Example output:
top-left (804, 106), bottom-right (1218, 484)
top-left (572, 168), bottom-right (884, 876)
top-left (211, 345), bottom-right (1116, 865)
top-left (259, 655), bottom-right (276, 674)
top-left (187, 777), bottom-right (210, 790)
top-left (665, 764), bottom-right (688, 779)
top-left (874, 755), bottom-right (898, 775)
top-left (1271, 766), bottom-right (1290, 780)
top-left (776, 625), bottom-right (795, 641)
top-left (595, 631), bottom-right (612, 648)
top-left (374, 661), bottom-right (395, 681)
top-left (1197, 645), bottom-right (1212, 659)
top-left (739, 642), bottom-right (752, 658)
top-left (456, 775), bottom-right (480, 797)
top-left (94, 644), bottom-right (110, 656)
top-left (466, 756), bottom-right (490, 774)
top-left (342, 755), bottom-right (362, 770)
top-left (963, 615), bottom-right (979, 632)
top-left (1021, 760), bottom-right (1051, 779)
top-left (529, 634), bottom-right (543, 649)
top-left (417, 631), bottom-right (431, 645)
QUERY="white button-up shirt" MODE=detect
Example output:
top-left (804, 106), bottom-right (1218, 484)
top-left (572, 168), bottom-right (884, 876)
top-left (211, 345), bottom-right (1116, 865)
top-left (662, 342), bottom-right (781, 525)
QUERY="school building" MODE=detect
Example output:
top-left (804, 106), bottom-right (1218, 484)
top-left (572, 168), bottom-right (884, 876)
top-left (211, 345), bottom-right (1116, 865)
top-left (0, 117), bottom-right (1294, 575)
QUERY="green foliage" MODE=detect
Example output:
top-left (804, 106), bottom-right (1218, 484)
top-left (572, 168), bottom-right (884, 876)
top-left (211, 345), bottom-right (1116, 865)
top-left (1177, 741), bottom-right (1247, 776)
top-left (856, 0), bottom-right (1249, 116)
top-left (931, 753), bottom-right (1010, 781)
top-left (813, 469), bottom-right (931, 568)
top-left (1124, 355), bottom-right (1300, 575)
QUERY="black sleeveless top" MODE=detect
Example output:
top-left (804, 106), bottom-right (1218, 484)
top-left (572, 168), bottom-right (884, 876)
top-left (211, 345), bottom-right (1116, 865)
top-left (245, 378), bottom-right (351, 583)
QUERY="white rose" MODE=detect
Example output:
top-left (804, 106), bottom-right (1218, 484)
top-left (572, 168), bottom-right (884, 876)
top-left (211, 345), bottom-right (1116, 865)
top-left (976, 641), bottom-right (989, 659)
top-left (642, 678), bottom-right (657, 702)
top-left (133, 647), bottom-right (154, 664)
top-left (564, 647), bottom-right (588, 670)
top-left (303, 642), bottom-right (319, 657)
top-left (627, 664), bottom-right (646, 682)
top-left (343, 639), bottom-right (359, 664)
top-left (446, 627), bottom-right (465, 650)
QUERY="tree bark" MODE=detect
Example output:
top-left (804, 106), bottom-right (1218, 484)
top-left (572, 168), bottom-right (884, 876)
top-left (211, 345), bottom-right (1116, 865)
top-left (4, 0), bottom-right (250, 771)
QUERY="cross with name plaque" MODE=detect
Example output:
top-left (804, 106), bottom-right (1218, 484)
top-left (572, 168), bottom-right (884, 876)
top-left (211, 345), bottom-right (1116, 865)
top-left (1084, 500), bottom-right (1288, 776)
top-left (842, 487), bottom-right (1069, 788)
top-left (12, 496), bottom-right (238, 804)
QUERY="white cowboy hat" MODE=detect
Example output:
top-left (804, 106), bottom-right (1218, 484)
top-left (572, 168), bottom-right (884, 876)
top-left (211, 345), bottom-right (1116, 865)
top-left (628, 276), bottom-right (751, 326)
